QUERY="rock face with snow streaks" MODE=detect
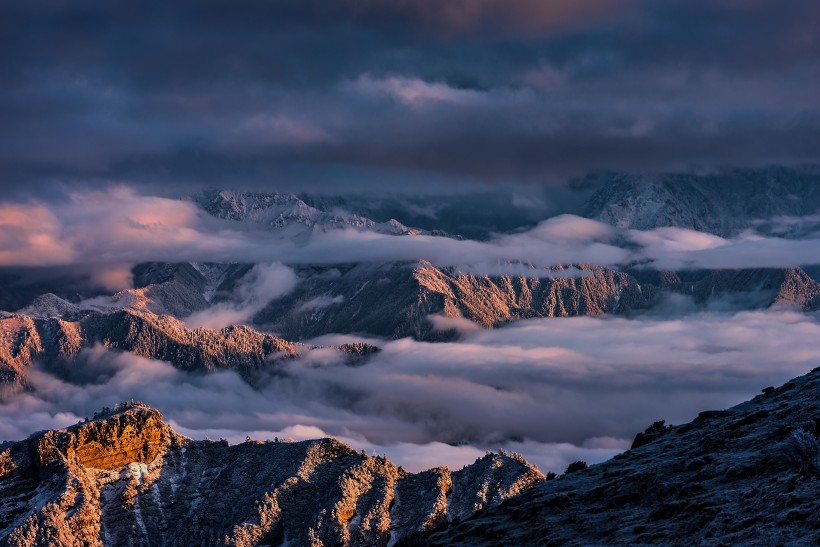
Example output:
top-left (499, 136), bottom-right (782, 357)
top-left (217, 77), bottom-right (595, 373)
top-left (255, 261), bottom-right (820, 340)
top-left (195, 189), bottom-right (420, 238)
top-left (255, 261), bottom-right (653, 340)
top-left (583, 166), bottom-right (820, 236)
top-left (0, 403), bottom-right (544, 546)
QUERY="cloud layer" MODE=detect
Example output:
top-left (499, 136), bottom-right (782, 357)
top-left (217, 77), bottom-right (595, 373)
top-left (2, 309), bottom-right (817, 473)
top-left (3, 189), bottom-right (820, 281)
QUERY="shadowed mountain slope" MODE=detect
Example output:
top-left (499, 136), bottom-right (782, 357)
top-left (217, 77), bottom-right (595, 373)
top-left (584, 166), bottom-right (820, 236)
top-left (256, 262), bottom-right (820, 340)
top-left (403, 367), bottom-right (820, 546)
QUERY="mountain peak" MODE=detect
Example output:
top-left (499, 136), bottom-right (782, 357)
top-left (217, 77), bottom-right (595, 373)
top-left (584, 167), bottom-right (820, 236)
top-left (0, 403), bottom-right (544, 546)
top-left (35, 402), bottom-right (175, 471)
top-left (194, 188), bottom-right (417, 236)
top-left (18, 293), bottom-right (80, 320)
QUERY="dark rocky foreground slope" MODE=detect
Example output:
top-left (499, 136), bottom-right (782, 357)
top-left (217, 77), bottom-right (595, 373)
top-left (0, 403), bottom-right (544, 546)
top-left (402, 368), bottom-right (820, 546)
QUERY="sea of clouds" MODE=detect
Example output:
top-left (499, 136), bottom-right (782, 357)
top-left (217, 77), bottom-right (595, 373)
top-left (1, 308), bottom-right (817, 473)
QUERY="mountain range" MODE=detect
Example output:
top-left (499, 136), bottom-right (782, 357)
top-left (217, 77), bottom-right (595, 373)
top-left (1, 368), bottom-right (817, 546)
top-left (0, 403), bottom-right (544, 546)
top-left (583, 166), bottom-right (820, 237)
top-left (2, 167), bottom-right (820, 544)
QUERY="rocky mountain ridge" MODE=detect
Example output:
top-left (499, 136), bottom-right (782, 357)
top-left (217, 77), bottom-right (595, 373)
top-left (0, 308), bottom-right (302, 393)
top-left (255, 262), bottom-right (650, 340)
top-left (15, 263), bottom-right (234, 322)
top-left (255, 261), bottom-right (820, 340)
top-left (405, 366), bottom-right (820, 546)
top-left (583, 166), bottom-right (820, 236)
top-left (0, 402), bottom-right (544, 546)
top-left (8, 261), bottom-right (820, 349)
top-left (194, 189), bottom-right (423, 239)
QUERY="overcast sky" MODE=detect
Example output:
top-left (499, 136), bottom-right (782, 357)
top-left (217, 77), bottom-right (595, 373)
top-left (2, 0), bottom-right (819, 196)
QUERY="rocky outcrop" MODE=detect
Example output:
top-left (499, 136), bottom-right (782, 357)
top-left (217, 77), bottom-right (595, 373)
top-left (0, 315), bottom-right (45, 391)
top-left (773, 268), bottom-right (820, 310)
top-left (405, 367), bottom-right (820, 546)
top-left (0, 403), bottom-right (178, 546)
top-left (0, 403), bottom-right (544, 546)
top-left (0, 308), bottom-right (301, 392)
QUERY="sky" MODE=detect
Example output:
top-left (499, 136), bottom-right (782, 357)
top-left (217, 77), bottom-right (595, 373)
top-left (2, 0), bottom-right (819, 196)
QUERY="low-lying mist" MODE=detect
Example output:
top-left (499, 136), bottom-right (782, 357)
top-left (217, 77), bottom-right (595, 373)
top-left (2, 309), bottom-right (817, 474)
top-left (4, 188), bottom-right (820, 295)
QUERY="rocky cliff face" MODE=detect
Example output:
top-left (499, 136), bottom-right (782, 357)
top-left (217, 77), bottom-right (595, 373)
top-left (0, 308), bottom-right (301, 392)
top-left (0, 403), bottom-right (544, 546)
top-left (630, 266), bottom-right (820, 311)
top-left (255, 261), bottom-right (653, 340)
top-left (404, 367), bottom-right (820, 546)
top-left (255, 261), bottom-right (820, 340)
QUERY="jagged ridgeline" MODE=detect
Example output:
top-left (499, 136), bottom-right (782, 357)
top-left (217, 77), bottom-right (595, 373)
top-left (0, 402), bottom-right (543, 546)
top-left (5, 170), bottom-right (820, 348)
top-left (11, 260), bottom-right (820, 343)
top-left (0, 309), bottom-right (377, 394)
top-left (255, 263), bottom-right (820, 340)
top-left (583, 166), bottom-right (820, 236)
top-left (1, 369), bottom-right (818, 546)
top-left (402, 368), bottom-right (820, 546)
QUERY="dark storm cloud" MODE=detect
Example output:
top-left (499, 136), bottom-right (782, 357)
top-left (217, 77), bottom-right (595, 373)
top-left (1, 0), bottom-right (818, 194)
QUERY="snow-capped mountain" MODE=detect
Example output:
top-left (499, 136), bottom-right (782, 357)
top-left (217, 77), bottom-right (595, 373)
top-left (0, 308), bottom-right (302, 392)
top-left (15, 263), bottom-right (246, 321)
top-left (583, 166), bottom-right (820, 236)
top-left (194, 189), bottom-right (422, 238)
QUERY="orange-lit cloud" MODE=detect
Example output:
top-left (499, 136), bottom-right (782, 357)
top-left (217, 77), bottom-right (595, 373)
top-left (0, 204), bottom-right (74, 266)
